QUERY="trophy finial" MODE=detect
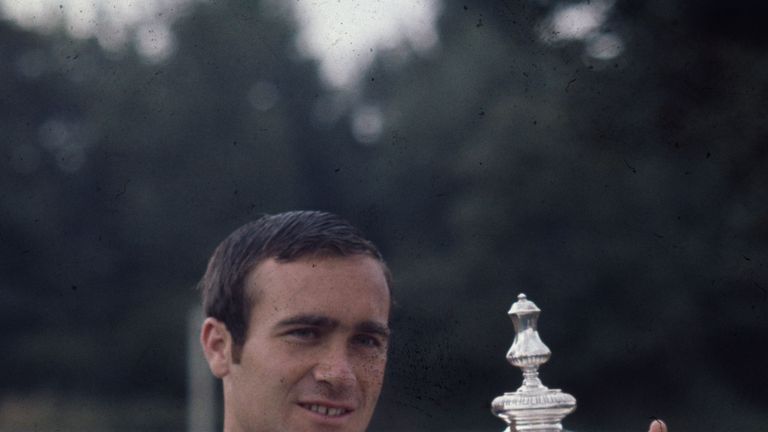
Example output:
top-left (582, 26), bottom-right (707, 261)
top-left (492, 294), bottom-right (576, 432)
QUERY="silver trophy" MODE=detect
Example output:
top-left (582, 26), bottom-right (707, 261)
top-left (491, 293), bottom-right (576, 432)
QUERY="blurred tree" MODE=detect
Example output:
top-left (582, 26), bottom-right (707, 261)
top-left (1, 0), bottom-right (766, 431)
top-left (353, 1), bottom-right (768, 431)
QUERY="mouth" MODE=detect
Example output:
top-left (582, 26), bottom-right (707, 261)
top-left (298, 402), bottom-right (354, 419)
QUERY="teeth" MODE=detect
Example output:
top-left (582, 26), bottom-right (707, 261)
top-left (305, 404), bottom-right (347, 417)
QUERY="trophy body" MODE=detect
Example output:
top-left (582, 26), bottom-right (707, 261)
top-left (492, 294), bottom-right (576, 432)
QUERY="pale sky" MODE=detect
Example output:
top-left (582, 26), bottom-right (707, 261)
top-left (0, 0), bottom-right (618, 87)
top-left (288, 0), bottom-right (441, 88)
top-left (0, 0), bottom-right (443, 89)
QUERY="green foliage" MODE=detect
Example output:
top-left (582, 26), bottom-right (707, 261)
top-left (1, 0), bottom-right (766, 430)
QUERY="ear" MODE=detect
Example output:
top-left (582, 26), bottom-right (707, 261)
top-left (200, 317), bottom-right (233, 378)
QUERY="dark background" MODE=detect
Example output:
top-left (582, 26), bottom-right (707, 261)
top-left (1, 0), bottom-right (766, 431)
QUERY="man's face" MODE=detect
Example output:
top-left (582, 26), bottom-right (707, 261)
top-left (223, 254), bottom-right (390, 432)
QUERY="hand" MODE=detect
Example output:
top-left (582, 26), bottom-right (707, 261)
top-left (648, 419), bottom-right (668, 432)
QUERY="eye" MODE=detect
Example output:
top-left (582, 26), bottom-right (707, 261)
top-left (352, 334), bottom-right (383, 348)
top-left (286, 327), bottom-right (320, 340)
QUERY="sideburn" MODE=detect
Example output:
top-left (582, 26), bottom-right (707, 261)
top-left (231, 343), bottom-right (243, 364)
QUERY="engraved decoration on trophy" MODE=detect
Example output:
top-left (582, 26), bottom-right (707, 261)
top-left (491, 293), bottom-right (576, 432)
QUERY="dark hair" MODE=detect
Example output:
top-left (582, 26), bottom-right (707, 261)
top-left (199, 211), bottom-right (390, 359)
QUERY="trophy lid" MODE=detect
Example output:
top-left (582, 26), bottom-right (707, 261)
top-left (509, 293), bottom-right (540, 315)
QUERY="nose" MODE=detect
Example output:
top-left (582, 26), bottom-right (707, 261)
top-left (313, 343), bottom-right (357, 388)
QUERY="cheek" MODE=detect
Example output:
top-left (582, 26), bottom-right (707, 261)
top-left (271, 360), bottom-right (309, 388)
top-left (357, 355), bottom-right (387, 388)
top-left (267, 353), bottom-right (317, 391)
top-left (239, 348), bottom-right (304, 394)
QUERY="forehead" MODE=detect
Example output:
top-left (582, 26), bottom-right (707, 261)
top-left (245, 255), bottom-right (390, 326)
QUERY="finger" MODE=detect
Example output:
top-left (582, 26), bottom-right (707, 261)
top-left (648, 419), bottom-right (667, 432)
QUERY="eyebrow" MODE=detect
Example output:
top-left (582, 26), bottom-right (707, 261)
top-left (275, 314), bottom-right (390, 338)
top-left (276, 314), bottom-right (339, 329)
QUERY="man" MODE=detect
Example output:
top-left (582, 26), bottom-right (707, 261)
top-left (199, 210), bottom-right (667, 432)
top-left (199, 211), bottom-right (390, 432)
